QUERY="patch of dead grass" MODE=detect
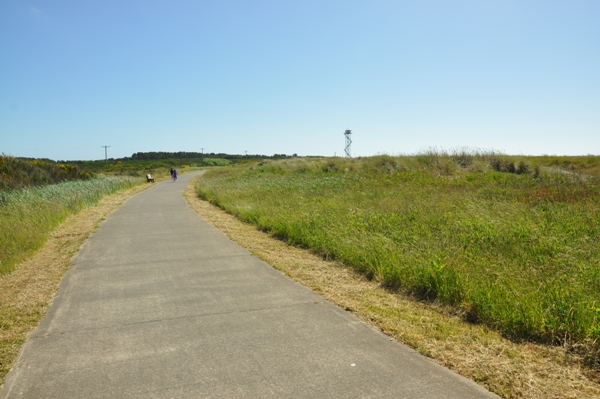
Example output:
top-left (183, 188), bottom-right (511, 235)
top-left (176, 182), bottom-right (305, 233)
top-left (184, 177), bottom-right (600, 399)
top-left (0, 183), bottom-right (151, 388)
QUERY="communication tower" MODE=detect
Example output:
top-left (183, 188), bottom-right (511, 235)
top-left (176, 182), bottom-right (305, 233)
top-left (344, 130), bottom-right (352, 158)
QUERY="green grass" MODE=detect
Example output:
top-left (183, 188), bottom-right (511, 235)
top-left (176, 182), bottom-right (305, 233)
top-left (195, 154), bottom-right (600, 360)
top-left (0, 155), bottom-right (94, 190)
top-left (0, 176), bottom-right (142, 276)
top-left (526, 155), bottom-right (600, 177)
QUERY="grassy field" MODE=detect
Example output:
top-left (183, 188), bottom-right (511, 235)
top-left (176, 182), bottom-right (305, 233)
top-left (195, 153), bottom-right (600, 365)
top-left (0, 176), bottom-right (142, 276)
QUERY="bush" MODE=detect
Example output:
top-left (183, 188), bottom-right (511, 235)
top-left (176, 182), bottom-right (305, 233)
top-left (0, 156), bottom-right (93, 190)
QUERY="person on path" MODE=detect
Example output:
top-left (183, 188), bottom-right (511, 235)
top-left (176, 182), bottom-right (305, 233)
top-left (172, 169), bottom-right (178, 181)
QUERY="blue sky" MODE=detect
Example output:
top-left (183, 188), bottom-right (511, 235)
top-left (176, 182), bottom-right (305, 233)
top-left (1, 1), bottom-right (599, 161)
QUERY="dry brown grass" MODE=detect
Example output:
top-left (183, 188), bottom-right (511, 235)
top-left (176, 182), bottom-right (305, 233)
top-left (0, 184), bottom-right (151, 388)
top-left (184, 177), bottom-right (600, 399)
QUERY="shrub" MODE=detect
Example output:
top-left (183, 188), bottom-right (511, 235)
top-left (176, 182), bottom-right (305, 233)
top-left (0, 155), bottom-right (93, 190)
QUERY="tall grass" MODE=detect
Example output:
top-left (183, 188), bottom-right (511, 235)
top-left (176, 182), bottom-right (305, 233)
top-left (0, 176), bottom-right (141, 276)
top-left (195, 153), bottom-right (600, 362)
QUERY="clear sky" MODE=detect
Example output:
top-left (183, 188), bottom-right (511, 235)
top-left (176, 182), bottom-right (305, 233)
top-left (1, 1), bottom-right (599, 161)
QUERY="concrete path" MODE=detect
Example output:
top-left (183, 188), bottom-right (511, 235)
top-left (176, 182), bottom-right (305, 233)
top-left (1, 172), bottom-right (498, 398)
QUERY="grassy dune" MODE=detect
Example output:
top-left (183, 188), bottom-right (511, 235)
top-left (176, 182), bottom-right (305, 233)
top-left (0, 176), bottom-right (141, 276)
top-left (195, 153), bottom-right (600, 364)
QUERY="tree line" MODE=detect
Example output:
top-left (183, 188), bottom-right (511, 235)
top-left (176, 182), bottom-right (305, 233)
top-left (129, 152), bottom-right (298, 161)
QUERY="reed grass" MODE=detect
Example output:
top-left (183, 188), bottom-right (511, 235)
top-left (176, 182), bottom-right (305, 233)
top-left (0, 177), bottom-right (141, 276)
top-left (195, 153), bottom-right (600, 363)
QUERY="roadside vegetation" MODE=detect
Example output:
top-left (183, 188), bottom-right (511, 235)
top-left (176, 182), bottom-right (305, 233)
top-left (0, 184), bottom-right (150, 388)
top-left (1, 151), bottom-right (267, 388)
top-left (0, 155), bottom-right (150, 385)
top-left (0, 151), bottom-right (246, 276)
top-left (0, 155), bottom-right (93, 191)
top-left (186, 179), bottom-right (600, 399)
top-left (195, 151), bottom-right (600, 367)
top-left (0, 176), bottom-right (141, 276)
top-left (65, 150), bottom-right (298, 175)
top-left (72, 156), bottom-right (230, 176)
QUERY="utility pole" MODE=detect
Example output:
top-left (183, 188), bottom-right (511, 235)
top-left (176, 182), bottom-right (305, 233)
top-left (200, 148), bottom-right (205, 159)
top-left (102, 146), bottom-right (110, 165)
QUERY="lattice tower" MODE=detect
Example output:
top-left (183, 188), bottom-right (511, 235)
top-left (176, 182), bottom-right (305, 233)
top-left (344, 130), bottom-right (352, 158)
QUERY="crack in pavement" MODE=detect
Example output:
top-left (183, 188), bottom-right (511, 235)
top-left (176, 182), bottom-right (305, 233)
top-left (30, 300), bottom-right (325, 339)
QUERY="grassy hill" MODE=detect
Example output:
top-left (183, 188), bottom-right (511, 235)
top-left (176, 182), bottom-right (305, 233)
top-left (195, 152), bottom-right (600, 365)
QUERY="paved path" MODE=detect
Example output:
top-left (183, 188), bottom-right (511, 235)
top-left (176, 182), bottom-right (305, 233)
top-left (1, 172), bottom-right (498, 398)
